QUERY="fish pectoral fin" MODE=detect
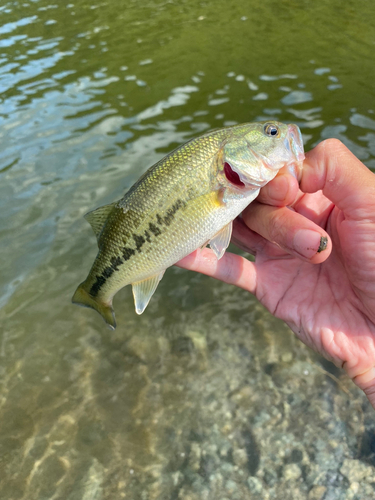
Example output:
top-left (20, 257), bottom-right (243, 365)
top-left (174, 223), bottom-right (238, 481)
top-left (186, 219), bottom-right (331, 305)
top-left (132, 271), bottom-right (165, 315)
top-left (209, 221), bottom-right (233, 260)
top-left (84, 201), bottom-right (117, 241)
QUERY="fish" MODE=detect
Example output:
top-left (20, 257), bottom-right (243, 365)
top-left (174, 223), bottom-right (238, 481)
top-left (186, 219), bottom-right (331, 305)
top-left (72, 121), bottom-right (304, 329)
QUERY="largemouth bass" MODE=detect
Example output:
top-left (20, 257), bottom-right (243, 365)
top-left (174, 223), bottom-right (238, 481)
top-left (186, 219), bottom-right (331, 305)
top-left (72, 121), bottom-right (304, 329)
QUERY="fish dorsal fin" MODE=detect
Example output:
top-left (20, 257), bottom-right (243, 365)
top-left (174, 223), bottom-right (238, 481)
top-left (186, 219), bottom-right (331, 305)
top-left (84, 202), bottom-right (117, 240)
top-left (209, 221), bottom-right (233, 260)
top-left (132, 271), bottom-right (165, 314)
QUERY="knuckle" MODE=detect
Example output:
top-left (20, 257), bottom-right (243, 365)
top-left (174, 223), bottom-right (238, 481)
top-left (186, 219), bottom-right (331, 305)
top-left (221, 253), bottom-right (235, 283)
top-left (320, 138), bottom-right (345, 152)
top-left (319, 139), bottom-right (354, 164)
top-left (364, 384), bottom-right (375, 398)
top-left (267, 209), bottom-right (289, 243)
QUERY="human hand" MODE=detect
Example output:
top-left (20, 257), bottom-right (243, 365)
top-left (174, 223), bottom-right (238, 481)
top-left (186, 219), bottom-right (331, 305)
top-left (176, 139), bottom-right (375, 409)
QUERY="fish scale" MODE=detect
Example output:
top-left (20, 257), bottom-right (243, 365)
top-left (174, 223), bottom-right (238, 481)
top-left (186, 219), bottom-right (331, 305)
top-left (72, 121), bottom-right (304, 329)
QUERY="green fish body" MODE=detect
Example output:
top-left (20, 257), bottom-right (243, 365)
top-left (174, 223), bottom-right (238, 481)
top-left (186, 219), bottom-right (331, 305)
top-left (72, 121), bottom-right (304, 329)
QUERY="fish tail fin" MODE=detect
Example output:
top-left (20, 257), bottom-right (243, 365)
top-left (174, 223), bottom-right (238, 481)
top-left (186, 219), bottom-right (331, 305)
top-left (72, 282), bottom-right (116, 330)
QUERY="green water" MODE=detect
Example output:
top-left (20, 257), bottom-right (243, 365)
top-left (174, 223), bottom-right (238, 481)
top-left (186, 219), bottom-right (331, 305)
top-left (1, 1), bottom-right (375, 499)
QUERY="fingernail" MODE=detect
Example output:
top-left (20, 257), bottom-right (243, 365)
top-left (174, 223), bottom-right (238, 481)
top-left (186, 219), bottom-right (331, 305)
top-left (293, 230), bottom-right (325, 259)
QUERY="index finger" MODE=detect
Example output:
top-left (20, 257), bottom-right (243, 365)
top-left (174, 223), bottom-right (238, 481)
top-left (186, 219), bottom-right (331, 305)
top-left (301, 139), bottom-right (375, 220)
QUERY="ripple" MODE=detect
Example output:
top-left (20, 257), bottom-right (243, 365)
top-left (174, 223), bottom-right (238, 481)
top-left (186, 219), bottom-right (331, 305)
top-left (208, 97), bottom-right (229, 106)
top-left (350, 113), bottom-right (375, 131)
top-left (0, 15), bottom-right (37, 35)
top-left (253, 92), bottom-right (268, 101)
top-left (314, 67), bottom-right (331, 75)
top-left (281, 91), bottom-right (313, 105)
top-left (1, 2), bottom-right (375, 497)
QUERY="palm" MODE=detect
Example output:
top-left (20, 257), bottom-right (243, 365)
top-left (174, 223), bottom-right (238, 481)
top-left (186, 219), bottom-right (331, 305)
top-left (177, 140), bottom-right (375, 406)
top-left (239, 191), bottom-right (375, 376)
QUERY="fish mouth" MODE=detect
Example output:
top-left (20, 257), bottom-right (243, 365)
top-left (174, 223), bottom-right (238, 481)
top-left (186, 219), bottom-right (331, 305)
top-left (224, 161), bottom-right (267, 188)
top-left (223, 162), bottom-right (246, 187)
top-left (287, 124), bottom-right (305, 162)
top-left (224, 152), bottom-right (286, 189)
top-left (224, 147), bottom-right (282, 188)
top-left (223, 123), bottom-right (305, 188)
top-left (285, 124), bottom-right (305, 180)
top-left (286, 158), bottom-right (304, 181)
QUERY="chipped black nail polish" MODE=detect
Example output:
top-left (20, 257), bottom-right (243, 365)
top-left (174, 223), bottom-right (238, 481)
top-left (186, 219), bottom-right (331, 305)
top-left (317, 236), bottom-right (328, 253)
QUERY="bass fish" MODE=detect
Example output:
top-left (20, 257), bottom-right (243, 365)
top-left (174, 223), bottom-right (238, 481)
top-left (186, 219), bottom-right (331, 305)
top-left (72, 121), bottom-right (304, 329)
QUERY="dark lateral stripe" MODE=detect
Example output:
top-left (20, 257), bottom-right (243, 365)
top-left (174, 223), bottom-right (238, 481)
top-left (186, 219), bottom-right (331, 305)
top-left (89, 199), bottom-right (185, 297)
top-left (144, 230), bottom-right (151, 243)
top-left (90, 254), bottom-right (124, 296)
top-left (133, 233), bottom-right (146, 251)
top-left (90, 275), bottom-right (106, 296)
top-left (102, 266), bottom-right (114, 278)
top-left (149, 222), bottom-right (161, 236)
top-left (111, 255), bottom-right (123, 269)
top-left (156, 214), bottom-right (163, 226)
top-left (156, 199), bottom-right (184, 227)
top-left (122, 246), bottom-right (136, 261)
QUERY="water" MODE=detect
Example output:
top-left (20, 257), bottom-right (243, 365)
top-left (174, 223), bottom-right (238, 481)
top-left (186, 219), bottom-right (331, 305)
top-left (1, 1), bottom-right (375, 499)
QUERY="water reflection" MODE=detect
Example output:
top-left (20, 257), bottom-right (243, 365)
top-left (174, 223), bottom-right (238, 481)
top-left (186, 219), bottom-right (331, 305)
top-left (1, 0), bottom-right (375, 498)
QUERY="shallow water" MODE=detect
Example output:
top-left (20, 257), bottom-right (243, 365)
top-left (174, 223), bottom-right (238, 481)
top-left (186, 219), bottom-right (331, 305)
top-left (1, 1), bottom-right (375, 499)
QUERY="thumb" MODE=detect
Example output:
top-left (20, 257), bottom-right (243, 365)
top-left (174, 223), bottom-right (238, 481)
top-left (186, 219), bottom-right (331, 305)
top-left (301, 139), bottom-right (375, 220)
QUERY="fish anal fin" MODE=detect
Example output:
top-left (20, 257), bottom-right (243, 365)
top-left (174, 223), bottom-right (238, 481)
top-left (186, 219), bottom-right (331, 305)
top-left (84, 202), bottom-right (117, 241)
top-left (209, 222), bottom-right (233, 260)
top-left (132, 271), bottom-right (165, 315)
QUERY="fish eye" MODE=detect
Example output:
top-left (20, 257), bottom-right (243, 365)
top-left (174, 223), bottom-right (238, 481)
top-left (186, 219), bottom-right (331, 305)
top-left (264, 123), bottom-right (279, 137)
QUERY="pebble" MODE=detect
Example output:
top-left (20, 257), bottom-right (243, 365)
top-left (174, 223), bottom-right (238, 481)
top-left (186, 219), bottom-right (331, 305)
top-left (340, 458), bottom-right (375, 483)
top-left (308, 485), bottom-right (327, 500)
top-left (247, 477), bottom-right (263, 494)
top-left (232, 448), bottom-right (248, 467)
top-left (284, 463), bottom-right (302, 481)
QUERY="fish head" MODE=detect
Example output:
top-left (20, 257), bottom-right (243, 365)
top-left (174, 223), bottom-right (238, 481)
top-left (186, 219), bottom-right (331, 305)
top-left (221, 121), bottom-right (305, 189)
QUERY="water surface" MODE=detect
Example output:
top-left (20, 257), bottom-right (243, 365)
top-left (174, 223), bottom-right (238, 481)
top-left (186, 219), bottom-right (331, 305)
top-left (1, 1), bottom-right (375, 499)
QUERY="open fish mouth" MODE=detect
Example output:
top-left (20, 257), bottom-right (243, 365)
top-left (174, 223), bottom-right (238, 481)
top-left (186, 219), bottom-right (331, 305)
top-left (223, 123), bottom-right (305, 187)
top-left (223, 161), bottom-right (247, 187)
top-left (224, 161), bottom-right (270, 188)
